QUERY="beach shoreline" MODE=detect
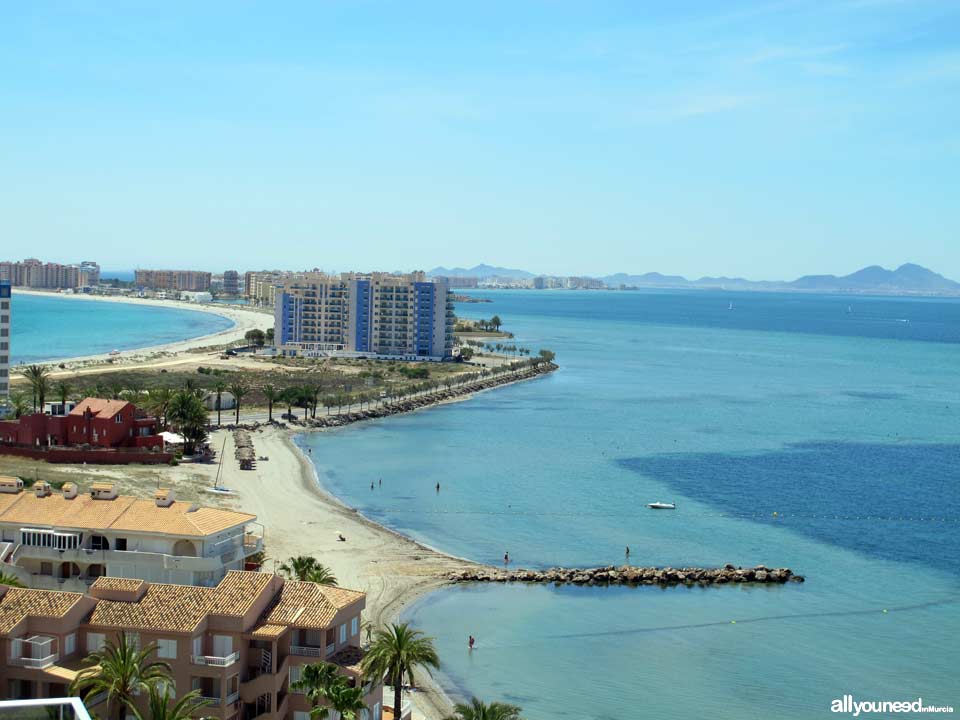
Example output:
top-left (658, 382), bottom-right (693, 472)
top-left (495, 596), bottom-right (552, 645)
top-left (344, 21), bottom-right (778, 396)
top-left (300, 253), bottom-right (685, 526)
top-left (10, 288), bottom-right (270, 369)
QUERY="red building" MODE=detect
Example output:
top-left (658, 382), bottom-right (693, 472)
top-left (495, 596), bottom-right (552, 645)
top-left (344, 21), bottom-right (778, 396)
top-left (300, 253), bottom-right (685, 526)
top-left (0, 398), bottom-right (161, 449)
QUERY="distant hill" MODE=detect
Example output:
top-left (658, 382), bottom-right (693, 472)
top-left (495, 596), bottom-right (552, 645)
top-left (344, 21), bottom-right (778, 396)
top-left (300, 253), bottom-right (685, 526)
top-left (428, 264), bottom-right (535, 280)
top-left (790, 264), bottom-right (960, 292)
top-left (603, 263), bottom-right (960, 295)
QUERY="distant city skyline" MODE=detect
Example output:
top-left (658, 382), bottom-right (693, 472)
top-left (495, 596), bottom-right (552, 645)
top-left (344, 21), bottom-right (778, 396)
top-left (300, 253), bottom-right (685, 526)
top-left (2, 2), bottom-right (958, 278)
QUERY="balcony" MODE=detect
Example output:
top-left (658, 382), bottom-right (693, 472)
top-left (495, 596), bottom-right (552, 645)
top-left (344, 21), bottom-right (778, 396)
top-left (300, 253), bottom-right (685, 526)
top-left (9, 636), bottom-right (58, 669)
top-left (198, 696), bottom-right (222, 707)
top-left (192, 651), bottom-right (240, 667)
top-left (290, 644), bottom-right (323, 657)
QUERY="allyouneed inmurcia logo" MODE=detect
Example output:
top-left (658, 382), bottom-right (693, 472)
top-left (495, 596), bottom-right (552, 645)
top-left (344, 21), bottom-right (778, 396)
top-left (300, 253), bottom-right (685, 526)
top-left (832, 695), bottom-right (954, 716)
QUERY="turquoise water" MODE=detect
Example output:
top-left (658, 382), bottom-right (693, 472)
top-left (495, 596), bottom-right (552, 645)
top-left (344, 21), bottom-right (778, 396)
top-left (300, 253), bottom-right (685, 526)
top-left (9, 293), bottom-right (233, 364)
top-left (297, 290), bottom-right (960, 719)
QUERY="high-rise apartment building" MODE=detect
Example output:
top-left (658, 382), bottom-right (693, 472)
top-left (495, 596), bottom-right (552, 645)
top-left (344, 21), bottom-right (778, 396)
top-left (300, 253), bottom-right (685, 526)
top-left (223, 270), bottom-right (240, 295)
top-left (275, 272), bottom-right (455, 360)
top-left (0, 281), bottom-right (9, 402)
top-left (134, 269), bottom-right (212, 292)
top-left (0, 259), bottom-right (97, 290)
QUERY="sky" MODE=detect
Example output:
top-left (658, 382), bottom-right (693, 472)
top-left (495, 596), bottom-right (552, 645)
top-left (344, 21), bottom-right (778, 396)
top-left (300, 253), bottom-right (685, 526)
top-left (1, 1), bottom-right (958, 280)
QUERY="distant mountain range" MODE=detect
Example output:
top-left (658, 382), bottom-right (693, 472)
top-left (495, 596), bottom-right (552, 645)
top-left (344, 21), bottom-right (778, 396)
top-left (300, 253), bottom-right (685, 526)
top-left (430, 263), bottom-right (960, 295)
top-left (428, 264), bottom-right (535, 280)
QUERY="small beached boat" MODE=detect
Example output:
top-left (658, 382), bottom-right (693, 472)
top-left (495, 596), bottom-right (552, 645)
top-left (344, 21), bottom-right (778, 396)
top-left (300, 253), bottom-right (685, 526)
top-left (647, 501), bottom-right (676, 510)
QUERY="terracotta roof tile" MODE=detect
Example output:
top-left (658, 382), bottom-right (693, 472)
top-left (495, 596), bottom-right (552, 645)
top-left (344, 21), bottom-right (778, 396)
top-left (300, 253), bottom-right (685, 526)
top-left (0, 588), bottom-right (86, 635)
top-left (262, 580), bottom-right (364, 630)
top-left (69, 398), bottom-right (131, 419)
top-left (248, 623), bottom-right (287, 639)
top-left (209, 571), bottom-right (274, 617)
top-left (329, 646), bottom-right (365, 674)
top-left (88, 583), bottom-right (214, 633)
top-left (0, 491), bottom-right (254, 537)
top-left (90, 577), bottom-right (145, 593)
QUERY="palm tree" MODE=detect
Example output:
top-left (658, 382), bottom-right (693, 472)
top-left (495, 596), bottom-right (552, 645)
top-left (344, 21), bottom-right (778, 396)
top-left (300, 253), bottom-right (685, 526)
top-left (321, 682), bottom-right (367, 720)
top-left (23, 364), bottom-right (50, 412)
top-left (132, 685), bottom-right (208, 720)
top-left (9, 392), bottom-right (29, 419)
top-left (279, 555), bottom-right (318, 581)
top-left (144, 388), bottom-right (173, 427)
top-left (167, 390), bottom-right (208, 454)
top-left (228, 381), bottom-right (248, 424)
top-left (0, 572), bottom-right (25, 587)
top-left (444, 698), bottom-right (525, 720)
top-left (263, 384), bottom-right (281, 423)
top-left (305, 565), bottom-right (338, 586)
top-left (293, 662), bottom-right (340, 707)
top-left (70, 631), bottom-right (173, 720)
top-left (361, 622), bottom-right (440, 720)
top-left (213, 380), bottom-right (227, 426)
top-left (55, 381), bottom-right (73, 414)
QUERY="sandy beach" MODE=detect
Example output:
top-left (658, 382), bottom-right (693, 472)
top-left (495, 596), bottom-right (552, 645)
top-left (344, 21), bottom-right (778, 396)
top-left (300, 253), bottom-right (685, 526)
top-left (171, 425), bottom-right (474, 719)
top-left (11, 289), bottom-right (270, 370)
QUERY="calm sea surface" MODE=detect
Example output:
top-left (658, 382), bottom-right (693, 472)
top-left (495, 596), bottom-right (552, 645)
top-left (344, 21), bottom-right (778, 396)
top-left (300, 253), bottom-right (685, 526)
top-left (297, 290), bottom-right (960, 719)
top-left (9, 293), bottom-right (233, 364)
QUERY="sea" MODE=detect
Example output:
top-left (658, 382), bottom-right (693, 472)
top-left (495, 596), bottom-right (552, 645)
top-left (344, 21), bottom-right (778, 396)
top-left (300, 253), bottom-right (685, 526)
top-left (9, 292), bottom-right (233, 364)
top-left (297, 289), bottom-right (960, 719)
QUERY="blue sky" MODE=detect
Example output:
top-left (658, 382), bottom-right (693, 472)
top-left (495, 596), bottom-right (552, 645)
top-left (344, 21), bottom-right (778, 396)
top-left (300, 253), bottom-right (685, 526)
top-left (1, 1), bottom-right (958, 279)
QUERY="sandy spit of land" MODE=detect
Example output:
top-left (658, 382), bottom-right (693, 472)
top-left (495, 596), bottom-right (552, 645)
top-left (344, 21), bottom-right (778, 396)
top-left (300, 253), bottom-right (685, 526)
top-left (11, 289), bottom-right (270, 369)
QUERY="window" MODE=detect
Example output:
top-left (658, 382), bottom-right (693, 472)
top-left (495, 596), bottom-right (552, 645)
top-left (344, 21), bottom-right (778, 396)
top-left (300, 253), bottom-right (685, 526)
top-left (40, 562), bottom-right (52, 576)
top-left (374, 702), bottom-right (381, 720)
top-left (156, 638), bottom-right (177, 659)
top-left (351, 617), bottom-right (359, 637)
top-left (127, 633), bottom-right (140, 651)
top-left (87, 632), bottom-right (106, 653)
top-left (64, 633), bottom-right (76, 655)
top-left (289, 664), bottom-right (303, 692)
top-left (295, 713), bottom-right (311, 720)
top-left (115, 538), bottom-right (127, 551)
top-left (339, 623), bottom-right (347, 644)
top-left (192, 635), bottom-right (203, 658)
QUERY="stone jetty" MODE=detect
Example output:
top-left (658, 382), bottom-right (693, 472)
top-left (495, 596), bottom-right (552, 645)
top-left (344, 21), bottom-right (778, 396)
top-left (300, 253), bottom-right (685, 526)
top-left (288, 361), bottom-right (558, 429)
top-left (447, 564), bottom-right (804, 588)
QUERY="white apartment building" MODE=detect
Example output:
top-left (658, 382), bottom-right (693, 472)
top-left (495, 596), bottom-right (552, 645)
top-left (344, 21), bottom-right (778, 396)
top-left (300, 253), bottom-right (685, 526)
top-left (0, 479), bottom-right (263, 592)
top-left (275, 271), bottom-right (455, 360)
top-left (0, 281), bottom-right (9, 403)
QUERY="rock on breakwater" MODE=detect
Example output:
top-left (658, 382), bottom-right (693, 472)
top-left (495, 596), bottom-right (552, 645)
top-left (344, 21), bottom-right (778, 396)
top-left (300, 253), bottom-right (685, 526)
top-left (290, 361), bottom-right (558, 429)
top-left (447, 563), bottom-right (805, 587)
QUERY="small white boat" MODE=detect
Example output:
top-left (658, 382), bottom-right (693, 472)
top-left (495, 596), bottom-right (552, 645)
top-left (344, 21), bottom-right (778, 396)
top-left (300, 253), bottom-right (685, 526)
top-left (647, 501), bottom-right (676, 510)
top-left (204, 486), bottom-right (237, 496)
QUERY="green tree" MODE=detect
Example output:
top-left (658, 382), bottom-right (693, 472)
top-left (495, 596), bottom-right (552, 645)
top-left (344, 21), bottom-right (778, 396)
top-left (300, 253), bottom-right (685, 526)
top-left (306, 565), bottom-right (339, 586)
top-left (444, 698), bottom-right (525, 720)
top-left (0, 572), bottom-right (25, 587)
top-left (266, 327), bottom-right (275, 345)
top-left (228, 381), bottom-right (248, 424)
top-left (537, 349), bottom-right (556, 364)
top-left (54, 381), bottom-right (73, 413)
top-left (70, 631), bottom-right (173, 720)
top-left (144, 388), bottom-right (173, 427)
top-left (361, 622), bottom-right (440, 720)
top-left (459, 347), bottom-right (474, 361)
top-left (292, 662), bottom-right (340, 708)
top-left (263, 384), bottom-right (281, 423)
top-left (167, 391), bottom-right (208, 454)
top-left (132, 686), bottom-right (209, 720)
top-left (23, 364), bottom-right (50, 412)
top-left (490, 315), bottom-right (502, 332)
top-left (279, 555), bottom-right (318, 581)
top-left (245, 329), bottom-right (266, 347)
top-left (9, 392), bottom-right (29, 419)
top-left (321, 682), bottom-right (367, 720)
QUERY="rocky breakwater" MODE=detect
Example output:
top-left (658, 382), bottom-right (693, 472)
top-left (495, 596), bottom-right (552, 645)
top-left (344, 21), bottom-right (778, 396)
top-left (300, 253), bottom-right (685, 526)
top-left (294, 361), bottom-right (558, 429)
top-left (447, 563), bottom-right (805, 588)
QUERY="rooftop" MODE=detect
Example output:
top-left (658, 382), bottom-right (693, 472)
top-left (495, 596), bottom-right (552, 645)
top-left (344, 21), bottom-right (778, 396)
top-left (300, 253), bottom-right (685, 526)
top-left (0, 487), bottom-right (255, 536)
top-left (0, 587), bottom-right (86, 634)
top-left (69, 398), bottom-right (132, 419)
top-left (263, 579), bottom-right (365, 629)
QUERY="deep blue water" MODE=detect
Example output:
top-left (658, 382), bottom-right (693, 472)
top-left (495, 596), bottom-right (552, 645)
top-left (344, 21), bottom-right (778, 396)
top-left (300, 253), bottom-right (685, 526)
top-left (298, 290), bottom-right (960, 719)
top-left (9, 293), bottom-right (233, 363)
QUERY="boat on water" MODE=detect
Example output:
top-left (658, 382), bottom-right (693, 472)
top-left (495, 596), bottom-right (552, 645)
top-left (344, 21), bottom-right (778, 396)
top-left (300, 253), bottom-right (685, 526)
top-left (647, 501), bottom-right (676, 510)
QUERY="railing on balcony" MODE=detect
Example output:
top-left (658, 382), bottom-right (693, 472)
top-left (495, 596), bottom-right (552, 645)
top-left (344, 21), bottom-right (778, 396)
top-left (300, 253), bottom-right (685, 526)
top-left (198, 696), bottom-right (222, 707)
top-left (9, 652), bottom-right (58, 668)
top-left (326, 643), bottom-right (336, 656)
top-left (226, 691), bottom-right (240, 704)
top-left (191, 651), bottom-right (239, 667)
top-left (290, 644), bottom-right (323, 657)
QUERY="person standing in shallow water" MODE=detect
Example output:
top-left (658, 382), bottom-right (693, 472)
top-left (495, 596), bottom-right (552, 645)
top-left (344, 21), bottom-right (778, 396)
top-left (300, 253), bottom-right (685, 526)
top-left (469, 635), bottom-right (475, 650)
top-left (504, 551), bottom-right (509, 565)
top-left (625, 546), bottom-right (630, 561)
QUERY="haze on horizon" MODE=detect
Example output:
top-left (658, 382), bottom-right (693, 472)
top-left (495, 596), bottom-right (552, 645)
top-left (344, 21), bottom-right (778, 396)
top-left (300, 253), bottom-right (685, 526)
top-left (1, 1), bottom-right (958, 280)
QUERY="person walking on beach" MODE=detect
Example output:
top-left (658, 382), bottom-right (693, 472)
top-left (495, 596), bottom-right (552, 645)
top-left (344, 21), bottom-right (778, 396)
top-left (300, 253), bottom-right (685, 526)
top-left (469, 635), bottom-right (475, 650)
